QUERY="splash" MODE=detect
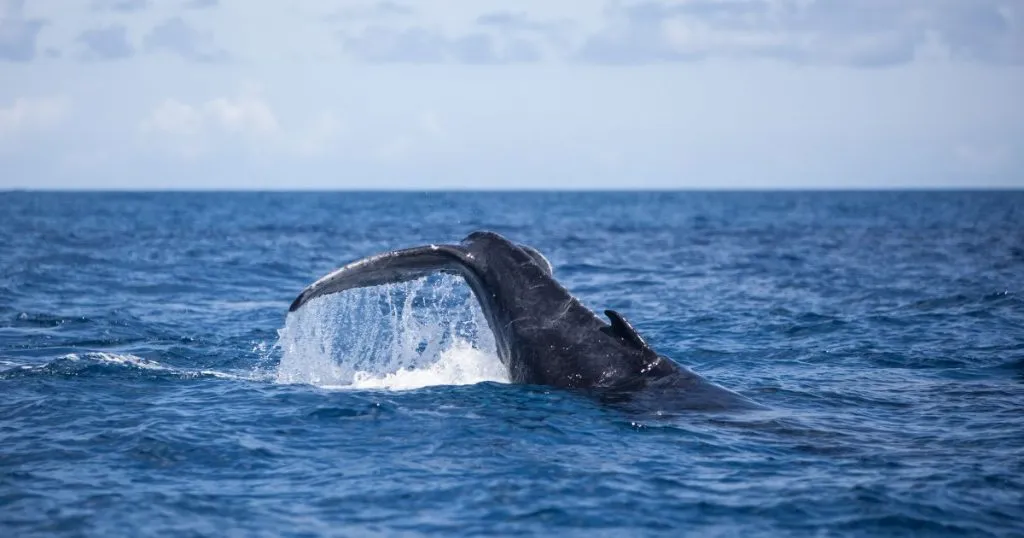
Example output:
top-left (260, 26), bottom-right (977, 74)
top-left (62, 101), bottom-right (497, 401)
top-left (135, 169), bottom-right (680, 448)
top-left (274, 273), bottom-right (507, 390)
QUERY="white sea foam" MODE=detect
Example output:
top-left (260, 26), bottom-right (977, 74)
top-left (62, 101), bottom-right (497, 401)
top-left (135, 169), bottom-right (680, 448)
top-left (274, 273), bottom-right (508, 390)
top-left (61, 352), bottom-right (165, 370)
top-left (49, 352), bottom-right (249, 380)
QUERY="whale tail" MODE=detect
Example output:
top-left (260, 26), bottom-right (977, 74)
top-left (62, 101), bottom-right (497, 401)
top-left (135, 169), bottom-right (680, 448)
top-left (288, 244), bottom-right (479, 312)
top-left (289, 234), bottom-right (554, 313)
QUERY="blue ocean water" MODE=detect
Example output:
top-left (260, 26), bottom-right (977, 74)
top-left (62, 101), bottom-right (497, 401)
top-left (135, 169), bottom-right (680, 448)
top-left (1, 191), bottom-right (1022, 537)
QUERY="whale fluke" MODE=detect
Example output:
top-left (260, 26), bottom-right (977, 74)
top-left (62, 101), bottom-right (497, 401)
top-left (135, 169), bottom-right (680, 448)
top-left (289, 245), bottom-right (476, 313)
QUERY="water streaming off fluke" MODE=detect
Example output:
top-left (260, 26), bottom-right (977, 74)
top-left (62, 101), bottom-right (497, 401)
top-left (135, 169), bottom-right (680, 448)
top-left (275, 273), bottom-right (507, 389)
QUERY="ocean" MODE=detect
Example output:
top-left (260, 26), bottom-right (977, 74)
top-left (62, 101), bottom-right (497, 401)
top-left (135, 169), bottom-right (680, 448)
top-left (2, 191), bottom-right (1022, 536)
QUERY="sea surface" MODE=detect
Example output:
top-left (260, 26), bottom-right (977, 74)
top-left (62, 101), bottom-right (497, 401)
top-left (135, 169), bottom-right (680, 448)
top-left (1, 191), bottom-right (1022, 537)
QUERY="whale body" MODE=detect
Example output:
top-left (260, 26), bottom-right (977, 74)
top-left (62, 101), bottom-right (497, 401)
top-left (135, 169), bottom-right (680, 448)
top-left (289, 231), bottom-right (762, 411)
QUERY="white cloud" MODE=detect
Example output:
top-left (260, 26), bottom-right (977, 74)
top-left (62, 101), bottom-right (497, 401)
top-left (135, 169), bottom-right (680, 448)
top-left (143, 17), bottom-right (227, 63)
top-left (204, 95), bottom-right (277, 135)
top-left (140, 93), bottom-right (350, 158)
top-left (139, 98), bottom-right (207, 156)
top-left (661, 17), bottom-right (787, 56)
top-left (2, 1), bottom-right (1023, 189)
top-left (578, 0), bottom-right (1023, 67)
top-left (142, 94), bottom-right (279, 139)
top-left (142, 98), bottom-right (203, 136)
top-left (0, 97), bottom-right (67, 137)
top-left (0, 0), bottom-right (46, 62)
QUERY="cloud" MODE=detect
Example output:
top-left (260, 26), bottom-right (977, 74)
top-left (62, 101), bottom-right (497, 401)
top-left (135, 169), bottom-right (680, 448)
top-left (142, 99), bottom-right (203, 136)
top-left (140, 94), bottom-right (281, 156)
top-left (337, 9), bottom-right (578, 64)
top-left (476, 11), bottom-right (570, 39)
top-left (77, 25), bottom-right (134, 61)
top-left (143, 96), bottom-right (278, 136)
top-left (140, 94), bottom-right (349, 160)
top-left (477, 11), bottom-right (576, 52)
top-left (330, 1), bottom-right (415, 21)
top-left (140, 99), bottom-right (206, 157)
top-left (333, 2), bottom-right (1019, 66)
top-left (0, 0), bottom-right (45, 62)
top-left (93, 0), bottom-right (149, 12)
top-left (340, 26), bottom-right (442, 63)
top-left (929, 1), bottom-right (1023, 63)
top-left (0, 97), bottom-right (67, 138)
top-left (578, 0), bottom-right (1023, 67)
top-left (183, 0), bottom-right (217, 9)
top-left (341, 25), bottom-right (546, 64)
top-left (204, 96), bottom-right (278, 135)
top-left (143, 17), bottom-right (227, 62)
top-left (477, 11), bottom-right (542, 29)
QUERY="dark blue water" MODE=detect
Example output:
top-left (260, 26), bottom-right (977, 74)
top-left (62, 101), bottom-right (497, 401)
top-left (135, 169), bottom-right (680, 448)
top-left (2, 192), bottom-right (1022, 537)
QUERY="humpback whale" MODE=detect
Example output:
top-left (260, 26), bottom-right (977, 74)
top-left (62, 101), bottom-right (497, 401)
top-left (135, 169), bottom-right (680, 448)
top-left (289, 231), bottom-right (762, 411)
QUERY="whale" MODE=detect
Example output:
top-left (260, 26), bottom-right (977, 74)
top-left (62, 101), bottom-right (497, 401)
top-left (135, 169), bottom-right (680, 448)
top-left (289, 231), bottom-right (763, 411)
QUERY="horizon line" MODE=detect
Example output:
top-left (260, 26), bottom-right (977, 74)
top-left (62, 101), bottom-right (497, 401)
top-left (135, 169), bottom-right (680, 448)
top-left (2, 186), bottom-right (1023, 194)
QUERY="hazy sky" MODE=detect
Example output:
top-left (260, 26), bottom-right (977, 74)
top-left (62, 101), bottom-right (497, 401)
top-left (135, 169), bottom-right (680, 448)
top-left (1, 0), bottom-right (1022, 189)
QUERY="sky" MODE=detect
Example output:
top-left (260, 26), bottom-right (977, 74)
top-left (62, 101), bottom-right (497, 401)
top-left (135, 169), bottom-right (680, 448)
top-left (1, 0), bottom-right (1022, 189)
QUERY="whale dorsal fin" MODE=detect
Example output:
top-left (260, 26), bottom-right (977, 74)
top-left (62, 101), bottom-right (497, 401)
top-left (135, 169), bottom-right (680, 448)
top-left (601, 309), bottom-right (649, 350)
